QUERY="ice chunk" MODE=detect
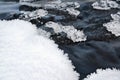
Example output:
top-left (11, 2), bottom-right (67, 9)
top-left (103, 12), bottom-right (120, 36)
top-left (20, 9), bottom-right (48, 21)
top-left (44, 2), bottom-right (80, 16)
top-left (44, 2), bottom-right (80, 9)
top-left (111, 12), bottom-right (120, 21)
top-left (84, 69), bottom-right (120, 80)
top-left (103, 20), bottom-right (120, 36)
top-left (45, 21), bottom-right (86, 42)
top-left (66, 8), bottom-right (80, 17)
top-left (92, 0), bottom-right (119, 10)
top-left (0, 19), bottom-right (79, 80)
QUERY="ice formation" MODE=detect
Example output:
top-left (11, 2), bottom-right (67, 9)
top-left (0, 19), bottom-right (79, 80)
top-left (103, 12), bottom-right (120, 36)
top-left (37, 28), bottom-right (51, 38)
top-left (19, 0), bottom-right (61, 7)
top-left (111, 11), bottom-right (120, 21)
top-left (92, 0), bottom-right (119, 10)
top-left (19, 0), bottom-right (80, 17)
top-left (44, 2), bottom-right (80, 17)
top-left (20, 9), bottom-right (48, 21)
top-left (45, 21), bottom-right (86, 42)
top-left (84, 69), bottom-right (120, 80)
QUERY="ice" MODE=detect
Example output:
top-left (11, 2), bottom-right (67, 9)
top-left (111, 12), bottom-right (120, 21)
top-left (44, 2), bottom-right (80, 16)
top-left (103, 12), bottom-right (120, 36)
top-left (20, 9), bottom-right (48, 21)
top-left (0, 19), bottom-right (79, 80)
top-left (92, 0), bottom-right (119, 10)
top-left (45, 21), bottom-right (86, 42)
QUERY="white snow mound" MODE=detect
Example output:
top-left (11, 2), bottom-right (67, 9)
top-left (84, 69), bottom-right (120, 80)
top-left (0, 19), bottom-right (79, 80)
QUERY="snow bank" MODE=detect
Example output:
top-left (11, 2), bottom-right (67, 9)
top-left (0, 19), bottom-right (79, 80)
top-left (103, 12), bottom-right (120, 36)
top-left (20, 9), bottom-right (48, 21)
top-left (45, 21), bottom-right (86, 42)
top-left (92, 0), bottom-right (119, 10)
top-left (84, 69), bottom-right (120, 80)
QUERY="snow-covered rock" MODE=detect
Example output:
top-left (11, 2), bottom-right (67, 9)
top-left (20, 9), bottom-right (48, 21)
top-left (92, 0), bottom-right (119, 10)
top-left (84, 69), bottom-right (120, 80)
top-left (103, 12), bottom-right (120, 36)
top-left (45, 21), bottom-right (86, 42)
top-left (0, 19), bottom-right (79, 80)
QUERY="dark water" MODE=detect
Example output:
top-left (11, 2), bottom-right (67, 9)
top-left (0, 0), bottom-right (120, 80)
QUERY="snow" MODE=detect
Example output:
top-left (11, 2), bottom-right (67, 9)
top-left (103, 12), bottom-right (120, 36)
top-left (92, 0), bottom-right (119, 10)
top-left (45, 21), bottom-right (86, 42)
top-left (20, 9), bottom-right (48, 21)
top-left (84, 69), bottom-right (120, 80)
top-left (0, 19), bottom-right (79, 80)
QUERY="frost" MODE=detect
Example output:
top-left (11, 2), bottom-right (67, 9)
top-left (45, 21), bottom-right (86, 42)
top-left (20, 9), bottom-right (48, 21)
top-left (92, 0), bottom-right (119, 10)
top-left (0, 19), bottom-right (79, 80)
top-left (103, 12), bottom-right (120, 36)
top-left (84, 69), bottom-right (120, 80)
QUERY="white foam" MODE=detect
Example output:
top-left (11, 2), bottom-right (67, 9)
top-left (0, 19), bottom-right (79, 80)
